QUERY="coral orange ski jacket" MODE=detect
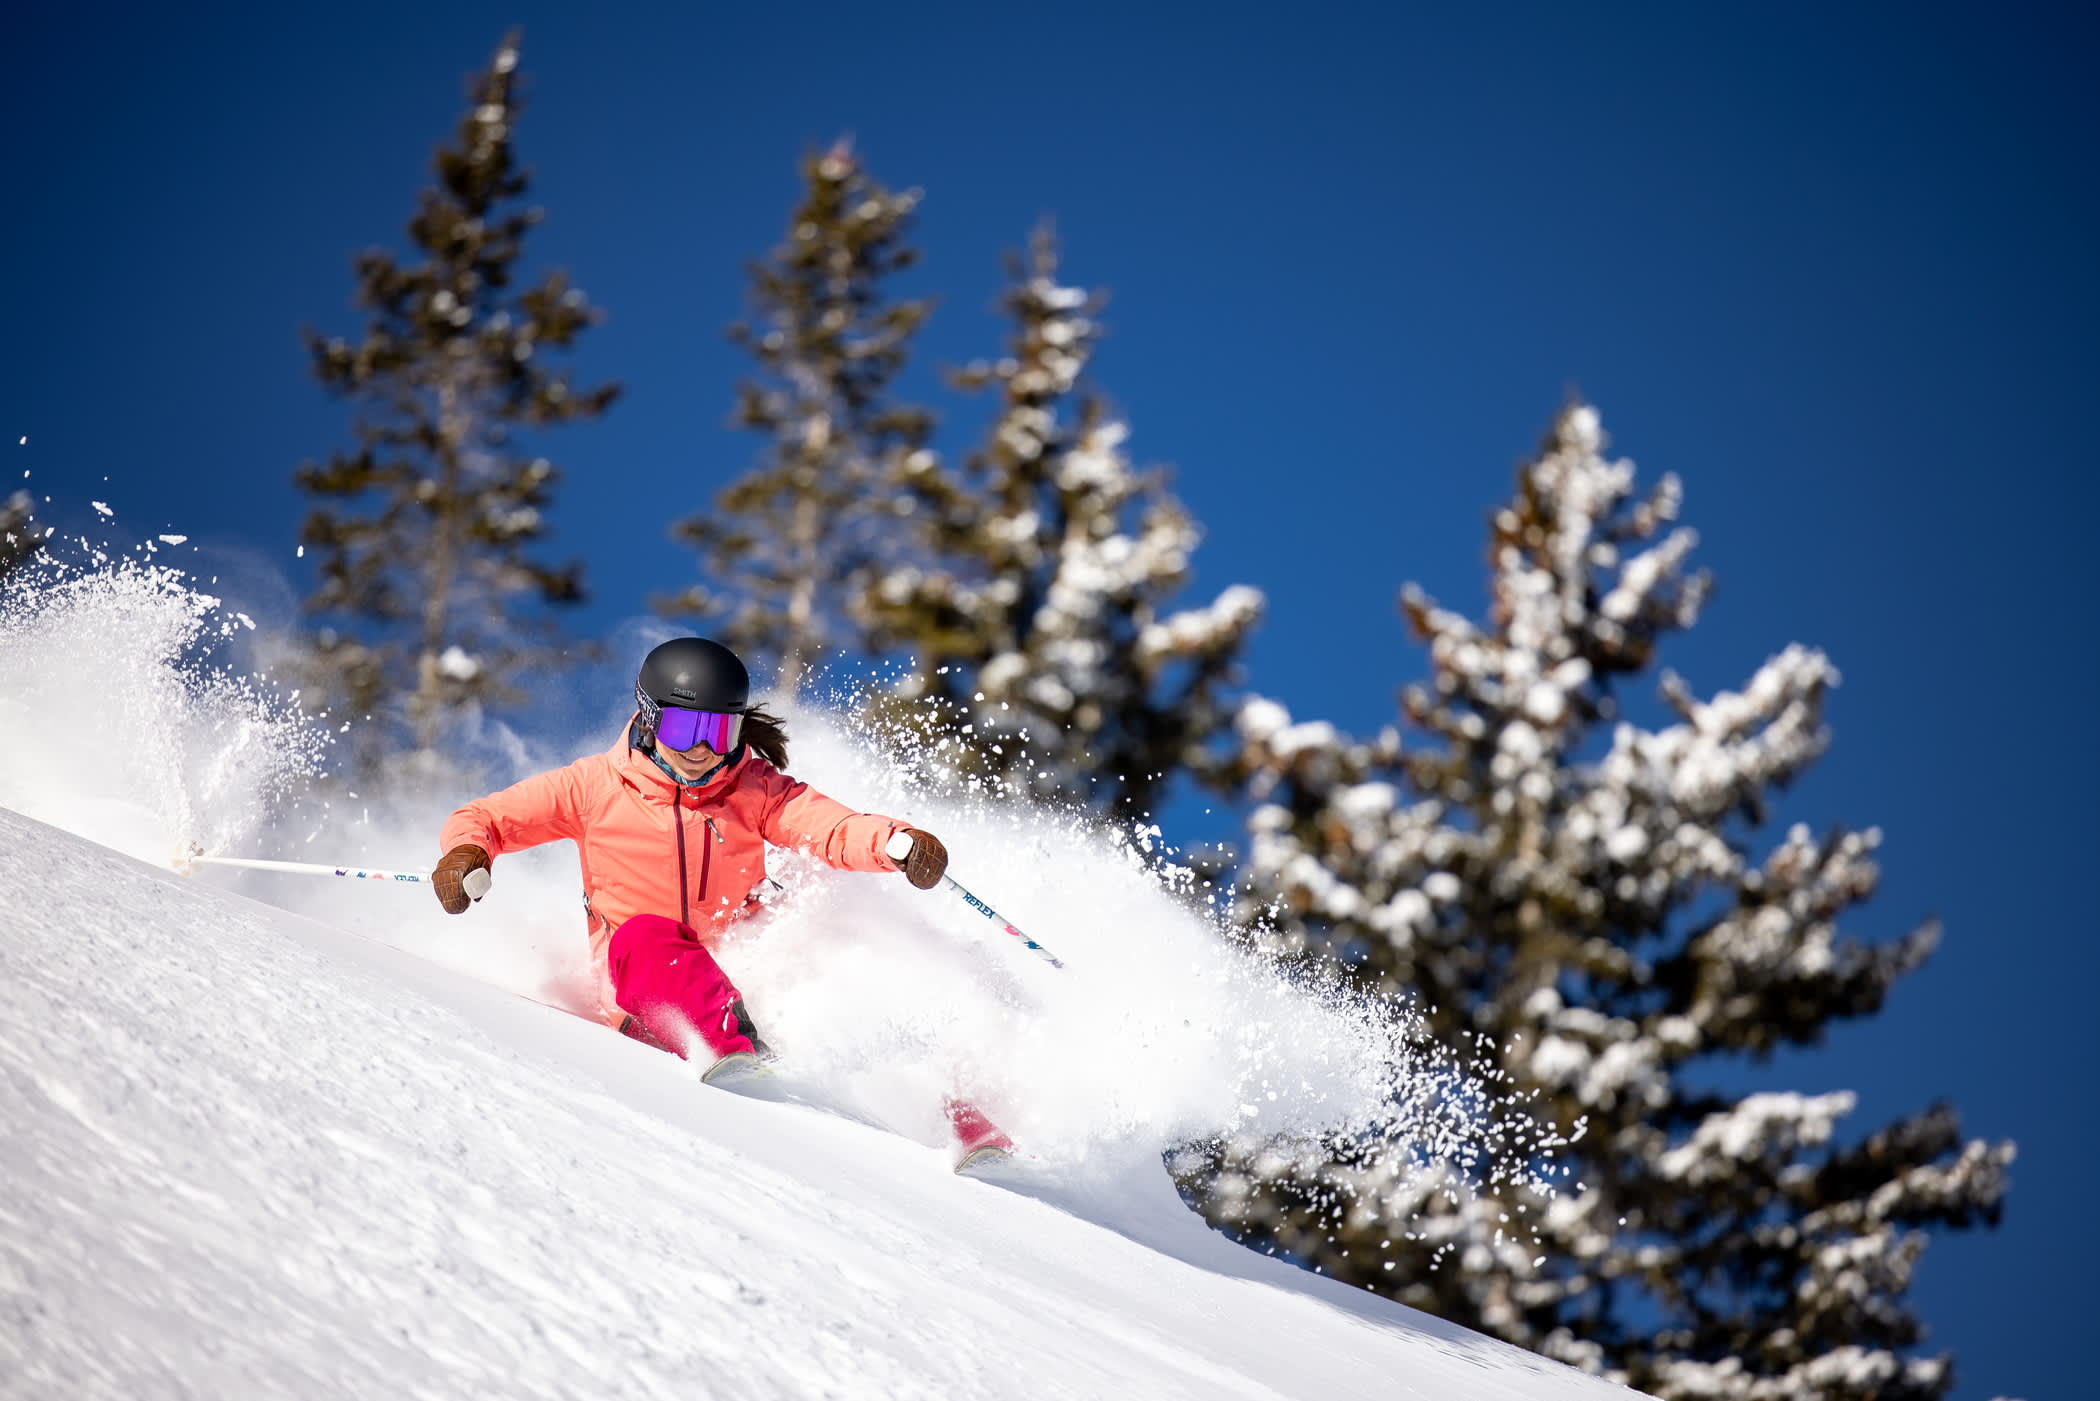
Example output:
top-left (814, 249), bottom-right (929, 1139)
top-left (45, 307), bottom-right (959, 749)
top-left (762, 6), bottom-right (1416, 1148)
top-left (439, 719), bottom-right (907, 1026)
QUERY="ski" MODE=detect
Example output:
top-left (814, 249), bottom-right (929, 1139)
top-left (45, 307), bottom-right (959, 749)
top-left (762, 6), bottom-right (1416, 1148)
top-left (955, 1143), bottom-right (1016, 1175)
top-left (700, 1051), bottom-right (770, 1086)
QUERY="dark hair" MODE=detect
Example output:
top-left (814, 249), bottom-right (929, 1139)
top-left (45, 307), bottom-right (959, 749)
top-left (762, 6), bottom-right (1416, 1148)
top-left (741, 704), bottom-right (789, 770)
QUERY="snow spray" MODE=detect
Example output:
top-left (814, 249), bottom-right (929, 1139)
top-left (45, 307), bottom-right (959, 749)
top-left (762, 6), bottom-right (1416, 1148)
top-left (0, 541), bottom-right (326, 867)
top-left (711, 705), bottom-right (1550, 1198)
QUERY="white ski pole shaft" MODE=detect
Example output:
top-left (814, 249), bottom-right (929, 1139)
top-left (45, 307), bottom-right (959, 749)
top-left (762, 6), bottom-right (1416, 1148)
top-left (186, 854), bottom-right (473, 893)
top-left (937, 873), bottom-right (1066, 971)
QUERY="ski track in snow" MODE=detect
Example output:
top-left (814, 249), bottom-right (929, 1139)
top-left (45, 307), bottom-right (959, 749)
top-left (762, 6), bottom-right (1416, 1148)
top-left (1, 808), bottom-right (1626, 1400)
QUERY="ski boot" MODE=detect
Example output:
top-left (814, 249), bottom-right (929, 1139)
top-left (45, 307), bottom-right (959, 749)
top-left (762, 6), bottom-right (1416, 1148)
top-left (946, 1098), bottom-right (1015, 1174)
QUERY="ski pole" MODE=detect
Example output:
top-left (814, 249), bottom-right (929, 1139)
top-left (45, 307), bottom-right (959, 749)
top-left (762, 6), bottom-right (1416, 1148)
top-left (937, 873), bottom-right (1067, 971)
top-left (182, 853), bottom-right (487, 899)
top-left (885, 831), bottom-right (1065, 968)
top-left (940, 869), bottom-right (1066, 970)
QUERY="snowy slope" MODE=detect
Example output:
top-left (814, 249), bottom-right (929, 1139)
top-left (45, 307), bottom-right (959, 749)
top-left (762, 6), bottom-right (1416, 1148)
top-left (1, 805), bottom-right (1631, 1400)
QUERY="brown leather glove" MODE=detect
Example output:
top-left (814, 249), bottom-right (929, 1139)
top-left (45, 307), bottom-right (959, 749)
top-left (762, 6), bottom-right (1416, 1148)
top-left (886, 827), bottom-right (948, 890)
top-left (432, 844), bottom-right (491, 914)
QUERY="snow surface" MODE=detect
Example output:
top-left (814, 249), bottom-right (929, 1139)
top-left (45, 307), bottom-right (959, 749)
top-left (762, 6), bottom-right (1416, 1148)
top-left (2, 807), bottom-right (1630, 1400)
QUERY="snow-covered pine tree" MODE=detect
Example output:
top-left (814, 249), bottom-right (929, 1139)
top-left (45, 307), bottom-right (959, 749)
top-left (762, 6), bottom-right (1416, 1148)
top-left (861, 228), bottom-right (1262, 822)
top-left (1194, 403), bottom-right (2012, 1399)
top-left (0, 490), bottom-right (42, 581)
top-left (660, 141), bottom-right (936, 691)
top-left (294, 32), bottom-right (616, 758)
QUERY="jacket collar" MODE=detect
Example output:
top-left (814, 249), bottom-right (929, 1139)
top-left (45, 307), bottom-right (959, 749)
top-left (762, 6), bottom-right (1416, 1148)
top-left (614, 715), bottom-right (745, 798)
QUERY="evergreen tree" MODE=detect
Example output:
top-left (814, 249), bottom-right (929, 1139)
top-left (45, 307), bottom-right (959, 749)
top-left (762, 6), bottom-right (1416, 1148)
top-left (1194, 403), bottom-right (2011, 1399)
top-left (661, 141), bottom-right (935, 691)
top-left (0, 490), bottom-right (42, 582)
top-left (863, 228), bottom-right (1262, 821)
top-left (294, 32), bottom-right (616, 757)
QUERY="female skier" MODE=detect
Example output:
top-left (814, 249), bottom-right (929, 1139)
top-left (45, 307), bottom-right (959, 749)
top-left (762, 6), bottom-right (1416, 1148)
top-left (428, 635), bottom-right (1012, 1164)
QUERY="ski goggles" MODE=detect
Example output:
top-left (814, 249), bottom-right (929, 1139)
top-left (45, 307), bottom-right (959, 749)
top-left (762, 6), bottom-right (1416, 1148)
top-left (654, 704), bottom-right (744, 754)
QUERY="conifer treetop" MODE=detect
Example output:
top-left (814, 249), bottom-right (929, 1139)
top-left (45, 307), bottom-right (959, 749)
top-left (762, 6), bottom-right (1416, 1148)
top-left (294, 31), bottom-right (617, 758)
top-left (863, 227), bottom-right (1261, 820)
top-left (664, 140), bottom-right (935, 689)
top-left (1200, 402), bottom-right (2011, 1401)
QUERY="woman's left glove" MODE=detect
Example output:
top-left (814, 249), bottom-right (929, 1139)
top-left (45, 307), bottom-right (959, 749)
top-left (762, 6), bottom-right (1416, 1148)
top-left (885, 828), bottom-right (949, 890)
top-left (432, 843), bottom-right (492, 914)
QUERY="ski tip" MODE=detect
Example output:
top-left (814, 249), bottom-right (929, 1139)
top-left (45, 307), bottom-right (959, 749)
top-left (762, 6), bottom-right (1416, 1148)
top-left (954, 1143), bottom-right (1017, 1176)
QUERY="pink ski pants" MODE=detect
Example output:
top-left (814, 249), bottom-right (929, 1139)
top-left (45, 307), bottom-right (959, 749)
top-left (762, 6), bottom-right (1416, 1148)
top-left (607, 913), bottom-right (756, 1061)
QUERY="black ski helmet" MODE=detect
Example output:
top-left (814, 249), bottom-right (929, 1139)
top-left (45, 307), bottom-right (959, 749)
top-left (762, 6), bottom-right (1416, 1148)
top-left (634, 637), bottom-right (749, 745)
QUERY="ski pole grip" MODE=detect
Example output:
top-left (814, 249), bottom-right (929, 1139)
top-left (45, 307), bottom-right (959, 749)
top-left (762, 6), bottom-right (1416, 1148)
top-left (462, 867), bottom-right (492, 901)
top-left (886, 829), bottom-right (915, 864)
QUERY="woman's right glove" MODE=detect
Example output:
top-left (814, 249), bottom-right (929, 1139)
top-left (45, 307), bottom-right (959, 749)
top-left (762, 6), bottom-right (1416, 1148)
top-left (432, 844), bottom-right (492, 914)
top-left (885, 828), bottom-right (949, 890)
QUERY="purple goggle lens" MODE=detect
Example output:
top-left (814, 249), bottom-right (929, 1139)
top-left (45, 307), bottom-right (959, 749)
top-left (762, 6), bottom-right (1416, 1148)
top-left (656, 705), bottom-right (743, 753)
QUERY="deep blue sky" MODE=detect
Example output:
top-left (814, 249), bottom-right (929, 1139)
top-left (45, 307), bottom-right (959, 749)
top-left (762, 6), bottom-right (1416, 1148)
top-left (5, 3), bottom-right (2093, 1394)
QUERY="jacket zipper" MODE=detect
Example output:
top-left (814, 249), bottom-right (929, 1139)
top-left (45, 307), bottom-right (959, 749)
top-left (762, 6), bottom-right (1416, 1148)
top-left (697, 810), bottom-right (722, 919)
top-left (673, 794), bottom-right (727, 931)
top-left (675, 786), bottom-right (689, 927)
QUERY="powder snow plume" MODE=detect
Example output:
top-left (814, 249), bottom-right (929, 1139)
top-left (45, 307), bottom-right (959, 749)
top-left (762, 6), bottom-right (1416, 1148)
top-left (721, 704), bottom-right (1514, 1192)
top-left (0, 527), bottom-right (1563, 1244)
top-left (0, 542), bottom-right (326, 868)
